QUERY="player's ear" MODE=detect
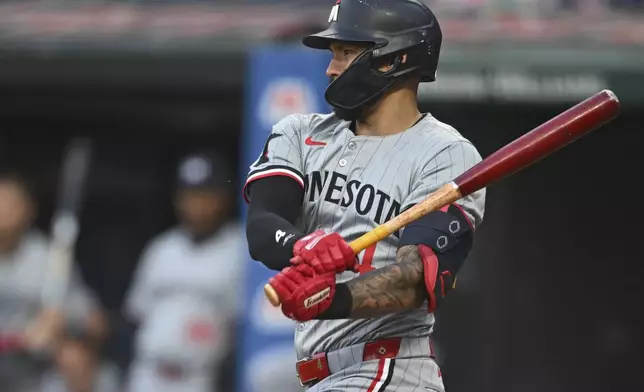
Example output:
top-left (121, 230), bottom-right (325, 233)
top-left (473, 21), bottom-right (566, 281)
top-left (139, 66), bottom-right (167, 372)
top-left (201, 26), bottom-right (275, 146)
top-left (377, 54), bottom-right (401, 73)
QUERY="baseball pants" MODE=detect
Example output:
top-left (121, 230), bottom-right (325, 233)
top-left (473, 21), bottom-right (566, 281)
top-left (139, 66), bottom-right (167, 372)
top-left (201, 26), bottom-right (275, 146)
top-left (306, 337), bottom-right (444, 392)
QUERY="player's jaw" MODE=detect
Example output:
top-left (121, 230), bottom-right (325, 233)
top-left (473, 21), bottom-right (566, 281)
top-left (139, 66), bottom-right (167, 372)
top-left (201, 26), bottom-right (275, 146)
top-left (174, 189), bottom-right (230, 240)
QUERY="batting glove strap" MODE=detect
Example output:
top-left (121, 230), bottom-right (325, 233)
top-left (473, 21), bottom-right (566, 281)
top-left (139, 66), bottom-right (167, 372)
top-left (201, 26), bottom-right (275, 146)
top-left (317, 283), bottom-right (352, 320)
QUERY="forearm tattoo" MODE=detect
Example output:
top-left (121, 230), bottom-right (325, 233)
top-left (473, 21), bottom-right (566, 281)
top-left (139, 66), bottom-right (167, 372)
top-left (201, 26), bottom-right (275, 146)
top-left (347, 245), bottom-right (427, 318)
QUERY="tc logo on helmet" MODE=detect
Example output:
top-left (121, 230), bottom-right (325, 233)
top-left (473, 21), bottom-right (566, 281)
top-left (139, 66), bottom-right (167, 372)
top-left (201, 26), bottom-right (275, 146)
top-left (328, 0), bottom-right (340, 22)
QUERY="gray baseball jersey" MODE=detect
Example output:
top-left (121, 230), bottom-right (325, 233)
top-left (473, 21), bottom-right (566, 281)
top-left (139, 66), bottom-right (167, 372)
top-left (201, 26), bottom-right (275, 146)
top-left (0, 230), bottom-right (98, 334)
top-left (124, 222), bottom-right (244, 392)
top-left (0, 230), bottom-right (99, 392)
top-left (245, 112), bottom-right (486, 365)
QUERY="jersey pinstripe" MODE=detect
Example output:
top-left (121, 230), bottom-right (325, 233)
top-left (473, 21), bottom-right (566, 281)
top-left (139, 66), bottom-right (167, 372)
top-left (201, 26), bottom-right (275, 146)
top-left (244, 112), bottom-right (486, 362)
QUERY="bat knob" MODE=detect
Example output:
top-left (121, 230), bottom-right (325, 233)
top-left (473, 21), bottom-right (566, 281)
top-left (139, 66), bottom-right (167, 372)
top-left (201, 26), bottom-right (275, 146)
top-left (264, 284), bottom-right (281, 307)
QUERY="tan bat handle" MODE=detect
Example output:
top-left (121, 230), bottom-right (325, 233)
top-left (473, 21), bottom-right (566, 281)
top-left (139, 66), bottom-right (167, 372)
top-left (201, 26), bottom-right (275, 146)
top-left (263, 182), bottom-right (463, 307)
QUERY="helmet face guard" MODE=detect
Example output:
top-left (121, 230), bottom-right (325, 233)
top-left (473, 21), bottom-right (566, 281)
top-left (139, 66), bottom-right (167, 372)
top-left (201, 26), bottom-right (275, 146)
top-left (303, 0), bottom-right (442, 121)
top-left (325, 48), bottom-right (422, 121)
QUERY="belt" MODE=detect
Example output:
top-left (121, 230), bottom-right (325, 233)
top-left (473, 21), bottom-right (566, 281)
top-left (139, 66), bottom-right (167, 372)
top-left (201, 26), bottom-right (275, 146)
top-left (139, 356), bottom-right (212, 381)
top-left (0, 334), bottom-right (24, 353)
top-left (296, 337), bottom-right (434, 387)
top-left (155, 361), bottom-right (187, 381)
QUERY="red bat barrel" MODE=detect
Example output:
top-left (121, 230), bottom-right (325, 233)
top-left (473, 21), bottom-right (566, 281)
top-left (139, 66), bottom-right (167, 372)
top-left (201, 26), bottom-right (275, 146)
top-left (455, 90), bottom-right (620, 196)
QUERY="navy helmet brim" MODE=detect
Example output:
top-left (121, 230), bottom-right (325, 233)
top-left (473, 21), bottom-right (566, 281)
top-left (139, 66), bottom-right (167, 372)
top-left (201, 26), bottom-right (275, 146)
top-left (302, 26), bottom-right (388, 50)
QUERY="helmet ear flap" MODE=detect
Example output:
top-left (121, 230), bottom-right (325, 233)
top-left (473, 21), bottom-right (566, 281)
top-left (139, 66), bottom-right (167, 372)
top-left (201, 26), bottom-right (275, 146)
top-left (370, 52), bottom-right (404, 76)
top-left (326, 44), bottom-right (431, 121)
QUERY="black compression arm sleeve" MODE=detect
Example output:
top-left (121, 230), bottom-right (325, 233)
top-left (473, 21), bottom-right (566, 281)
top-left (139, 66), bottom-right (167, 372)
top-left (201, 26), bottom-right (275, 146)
top-left (245, 176), bottom-right (305, 271)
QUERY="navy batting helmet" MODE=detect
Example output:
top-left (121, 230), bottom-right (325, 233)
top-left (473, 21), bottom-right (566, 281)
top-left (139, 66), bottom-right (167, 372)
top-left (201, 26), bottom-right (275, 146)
top-left (303, 0), bottom-right (442, 121)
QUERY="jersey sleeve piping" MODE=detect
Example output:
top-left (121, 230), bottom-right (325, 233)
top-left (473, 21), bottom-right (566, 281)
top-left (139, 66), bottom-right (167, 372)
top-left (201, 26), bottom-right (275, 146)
top-left (243, 164), bottom-right (304, 203)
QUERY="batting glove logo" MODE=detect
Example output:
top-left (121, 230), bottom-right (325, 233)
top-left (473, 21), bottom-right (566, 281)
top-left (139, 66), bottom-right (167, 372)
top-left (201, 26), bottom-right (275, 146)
top-left (304, 287), bottom-right (331, 309)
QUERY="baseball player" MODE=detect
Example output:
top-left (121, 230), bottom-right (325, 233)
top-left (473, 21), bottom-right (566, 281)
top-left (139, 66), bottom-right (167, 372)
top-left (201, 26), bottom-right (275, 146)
top-left (243, 1), bottom-right (486, 391)
top-left (0, 170), bottom-right (107, 392)
top-left (123, 152), bottom-right (243, 392)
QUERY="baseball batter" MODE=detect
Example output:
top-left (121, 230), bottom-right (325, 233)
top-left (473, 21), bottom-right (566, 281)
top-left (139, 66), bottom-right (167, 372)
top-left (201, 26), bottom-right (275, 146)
top-left (244, 1), bottom-right (486, 391)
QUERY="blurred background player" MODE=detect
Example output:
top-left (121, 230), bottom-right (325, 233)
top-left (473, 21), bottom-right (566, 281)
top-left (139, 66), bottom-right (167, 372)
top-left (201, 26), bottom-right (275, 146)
top-left (0, 170), bottom-right (110, 392)
top-left (123, 151), bottom-right (243, 392)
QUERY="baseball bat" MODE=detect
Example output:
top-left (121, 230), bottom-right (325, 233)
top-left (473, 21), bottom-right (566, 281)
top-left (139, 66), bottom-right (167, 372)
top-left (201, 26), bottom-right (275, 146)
top-left (41, 138), bottom-right (93, 310)
top-left (264, 89), bottom-right (620, 307)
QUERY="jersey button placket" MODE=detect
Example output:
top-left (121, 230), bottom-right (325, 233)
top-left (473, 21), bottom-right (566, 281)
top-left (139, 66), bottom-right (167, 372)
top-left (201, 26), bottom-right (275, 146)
top-left (339, 139), bottom-right (360, 169)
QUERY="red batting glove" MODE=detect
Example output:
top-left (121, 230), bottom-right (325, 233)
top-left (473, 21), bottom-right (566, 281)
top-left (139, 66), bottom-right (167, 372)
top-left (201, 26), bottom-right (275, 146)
top-left (269, 264), bottom-right (336, 322)
top-left (290, 230), bottom-right (356, 275)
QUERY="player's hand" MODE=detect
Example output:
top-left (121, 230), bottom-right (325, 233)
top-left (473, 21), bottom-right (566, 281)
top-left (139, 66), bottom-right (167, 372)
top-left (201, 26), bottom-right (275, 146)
top-left (22, 309), bottom-right (64, 354)
top-left (290, 230), bottom-right (356, 274)
top-left (269, 264), bottom-right (336, 322)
